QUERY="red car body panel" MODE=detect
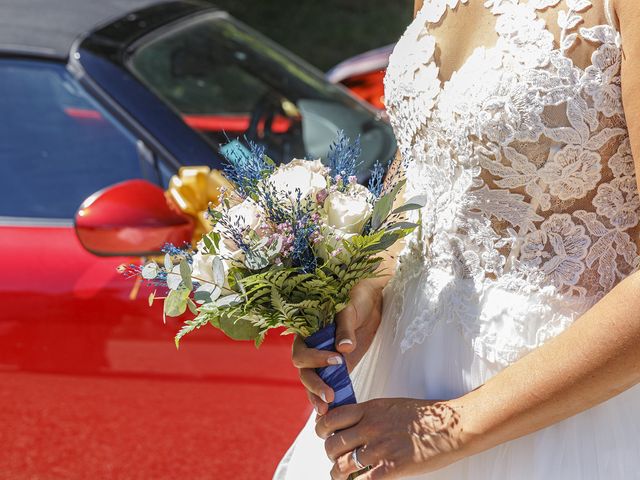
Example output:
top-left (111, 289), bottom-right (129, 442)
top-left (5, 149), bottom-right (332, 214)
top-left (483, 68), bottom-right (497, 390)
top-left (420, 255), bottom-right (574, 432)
top-left (183, 114), bottom-right (292, 135)
top-left (340, 71), bottom-right (387, 111)
top-left (0, 225), bottom-right (310, 478)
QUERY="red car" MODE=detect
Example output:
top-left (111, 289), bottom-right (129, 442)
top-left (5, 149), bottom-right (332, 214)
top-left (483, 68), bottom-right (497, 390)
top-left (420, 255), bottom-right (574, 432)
top-left (0, 0), bottom-right (397, 478)
top-left (327, 44), bottom-right (395, 111)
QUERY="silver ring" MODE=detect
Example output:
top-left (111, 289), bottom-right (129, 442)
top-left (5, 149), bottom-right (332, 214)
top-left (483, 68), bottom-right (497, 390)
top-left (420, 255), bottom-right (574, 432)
top-left (351, 447), bottom-right (365, 470)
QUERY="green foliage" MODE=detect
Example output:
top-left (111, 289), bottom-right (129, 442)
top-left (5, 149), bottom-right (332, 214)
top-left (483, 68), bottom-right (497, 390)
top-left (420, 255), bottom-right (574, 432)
top-left (174, 313), bottom-right (210, 349)
top-left (165, 288), bottom-right (191, 317)
top-left (371, 179), bottom-right (406, 230)
top-left (201, 231), bottom-right (221, 254)
top-left (178, 220), bottom-right (415, 345)
top-left (170, 165), bottom-right (422, 347)
top-left (179, 259), bottom-right (193, 291)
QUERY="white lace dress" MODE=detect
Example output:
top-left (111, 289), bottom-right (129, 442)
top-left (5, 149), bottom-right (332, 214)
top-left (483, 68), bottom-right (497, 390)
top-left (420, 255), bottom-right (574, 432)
top-left (275, 0), bottom-right (640, 478)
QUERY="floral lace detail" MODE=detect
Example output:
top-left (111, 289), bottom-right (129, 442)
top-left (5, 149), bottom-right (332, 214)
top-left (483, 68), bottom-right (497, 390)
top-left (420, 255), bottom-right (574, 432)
top-left (383, 0), bottom-right (640, 365)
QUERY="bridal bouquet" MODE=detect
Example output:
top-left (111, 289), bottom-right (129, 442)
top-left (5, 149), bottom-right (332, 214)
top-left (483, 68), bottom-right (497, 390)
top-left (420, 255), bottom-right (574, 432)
top-left (124, 134), bottom-right (422, 408)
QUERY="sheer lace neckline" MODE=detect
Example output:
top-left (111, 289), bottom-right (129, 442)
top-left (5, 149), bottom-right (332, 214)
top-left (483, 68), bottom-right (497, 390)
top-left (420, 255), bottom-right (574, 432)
top-left (406, 0), bottom-right (621, 112)
top-left (383, 0), bottom-right (636, 364)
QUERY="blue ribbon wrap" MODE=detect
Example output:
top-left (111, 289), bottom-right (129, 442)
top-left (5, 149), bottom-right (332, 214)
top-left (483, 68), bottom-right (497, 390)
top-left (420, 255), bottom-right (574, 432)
top-left (304, 323), bottom-right (357, 409)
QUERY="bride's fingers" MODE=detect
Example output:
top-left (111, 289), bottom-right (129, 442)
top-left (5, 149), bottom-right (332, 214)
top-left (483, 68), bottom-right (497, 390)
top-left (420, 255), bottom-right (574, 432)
top-left (316, 403), bottom-right (363, 439)
top-left (307, 390), bottom-right (329, 416)
top-left (299, 368), bottom-right (334, 404)
top-left (335, 303), bottom-right (358, 354)
top-left (292, 335), bottom-right (344, 368)
top-left (324, 424), bottom-right (367, 461)
top-left (330, 444), bottom-right (379, 480)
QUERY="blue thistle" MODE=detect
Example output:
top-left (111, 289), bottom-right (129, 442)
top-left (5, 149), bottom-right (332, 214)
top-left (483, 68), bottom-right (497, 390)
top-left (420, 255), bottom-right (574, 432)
top-left (255, 184), bottom-right (319, 272)
top-left (367, 160), bottom-right (386, 198)
top-left (327, 131), bottom-right (361, 180)
top-left (220, 138), bottom-right (275, 196)
top-left (162, 243), bottom-right (193, 262)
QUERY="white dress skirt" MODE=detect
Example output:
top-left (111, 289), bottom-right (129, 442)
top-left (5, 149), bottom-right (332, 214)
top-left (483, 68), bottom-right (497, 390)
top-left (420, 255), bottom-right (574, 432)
top-left (274, 272), bottom-right (640, 479)
top-left (275, 0), bottom-right (640, 477)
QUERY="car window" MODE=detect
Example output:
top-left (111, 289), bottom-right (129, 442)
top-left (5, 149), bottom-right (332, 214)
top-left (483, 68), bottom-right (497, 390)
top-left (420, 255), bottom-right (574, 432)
top-left (129, 15), bottom-right (291, 151)
top-left (0, 59), bottom-right (146, 220)
top-left (127, 13), bottom-right (397, 179)
top-left (132, 32), bottom-right (270, 116)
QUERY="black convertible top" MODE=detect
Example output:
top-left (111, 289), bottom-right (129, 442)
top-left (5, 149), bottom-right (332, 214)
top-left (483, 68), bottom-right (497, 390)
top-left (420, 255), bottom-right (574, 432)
top-left (0, 0), bottom-right (176, 59)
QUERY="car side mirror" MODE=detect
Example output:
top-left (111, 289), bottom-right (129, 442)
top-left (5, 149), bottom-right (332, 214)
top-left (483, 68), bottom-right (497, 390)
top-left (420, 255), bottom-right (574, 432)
top-left (74, 179), bottom-right (194, 257)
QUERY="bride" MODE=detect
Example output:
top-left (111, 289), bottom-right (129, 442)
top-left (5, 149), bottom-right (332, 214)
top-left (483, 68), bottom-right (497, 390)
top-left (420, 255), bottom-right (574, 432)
top-left (275, 0), bottom-right (640, 478)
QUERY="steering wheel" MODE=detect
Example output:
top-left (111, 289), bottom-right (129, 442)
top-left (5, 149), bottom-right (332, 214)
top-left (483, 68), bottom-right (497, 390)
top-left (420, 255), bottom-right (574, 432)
top-left (246, 92), bottom-right (281, 141)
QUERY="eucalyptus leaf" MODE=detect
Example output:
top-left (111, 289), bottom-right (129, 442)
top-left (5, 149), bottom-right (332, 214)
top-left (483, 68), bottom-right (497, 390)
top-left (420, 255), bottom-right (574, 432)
top-left (363, 230), bottom-right (409, 253)
top-left (141, 263), bottom-right (159, 280)
top-left (392, 195), bottom-right (427, 215)
top-left (187, 298), bottom-right (199, 315)
top-left (167, 265), bottom-right (183, 290)
top-left (216, 293), bottom-right (243, 307)
top-left (179, 259), bottom-right (193, 291)
top-left (217, 314), bottom-right (261, 341)
top-left (211, 256), bottom-right (226, 286)
top-left (194, 290), bottom-right (214, 304)
top-left (196, 283), bottom-right (221, 303)
top-left (202, 235), bottom-right (215, 254)
top-left (386, 221), bottom-right (419, 231)
top-left (371, 179), bottom-right (406, 230)
top-left (164, 288), bottom-right (190, 317)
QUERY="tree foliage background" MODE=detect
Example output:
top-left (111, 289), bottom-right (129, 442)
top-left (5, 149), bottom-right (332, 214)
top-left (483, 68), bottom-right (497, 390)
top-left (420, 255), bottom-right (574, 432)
top-left (211, 0), bottom-right (414, 71)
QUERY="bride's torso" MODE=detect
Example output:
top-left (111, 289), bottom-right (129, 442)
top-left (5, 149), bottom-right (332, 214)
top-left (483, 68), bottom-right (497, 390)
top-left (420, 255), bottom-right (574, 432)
top-left (383, 0), bottom-right (639, 365)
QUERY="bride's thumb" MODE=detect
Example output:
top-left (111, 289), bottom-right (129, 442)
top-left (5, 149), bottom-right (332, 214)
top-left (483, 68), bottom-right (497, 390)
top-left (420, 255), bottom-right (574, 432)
top-left (335, 304), bottom-right (357, 353)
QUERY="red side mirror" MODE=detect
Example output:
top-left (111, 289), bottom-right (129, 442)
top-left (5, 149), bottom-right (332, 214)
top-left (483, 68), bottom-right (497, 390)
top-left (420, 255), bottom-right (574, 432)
top-left (74, 179), bottom-right (194, 257)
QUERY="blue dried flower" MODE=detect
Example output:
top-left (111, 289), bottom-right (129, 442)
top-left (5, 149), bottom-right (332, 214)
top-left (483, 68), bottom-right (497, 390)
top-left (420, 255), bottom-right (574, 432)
top-left (221, 138), bottom-right (275, 196)
top-left (162, 243), bottom-right (193, 262)
top-left (367, 160), bottom-right (386, 198)
top-left (327, 131), bottom-right (361, 181)
top-left (255, 184), bottom-right (319, 272)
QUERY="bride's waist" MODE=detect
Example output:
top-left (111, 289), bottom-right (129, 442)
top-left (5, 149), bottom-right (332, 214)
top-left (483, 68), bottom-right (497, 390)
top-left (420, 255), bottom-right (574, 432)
top-left (387, 263), bottom-right (592, 322)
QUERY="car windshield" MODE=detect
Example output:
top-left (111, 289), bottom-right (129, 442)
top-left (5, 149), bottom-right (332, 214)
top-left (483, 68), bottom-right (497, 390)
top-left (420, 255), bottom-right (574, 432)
top-left (126, 12), bottom-right (396, 178)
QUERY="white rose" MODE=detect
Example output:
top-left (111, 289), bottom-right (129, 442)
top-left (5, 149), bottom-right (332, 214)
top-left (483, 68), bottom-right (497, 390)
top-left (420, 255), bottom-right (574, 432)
top-left (192, 251), bottom-right (223, 284)
top-left (226, 199), bottom-right (263, 231)
top-left (191, 250), bottom-right (230, 303)
top-left (287, 158), bottom-right (328, 174)
top-left (323, 186), bottom-right (373, 235)
top-left (267, 159), bottom-right (327, 201)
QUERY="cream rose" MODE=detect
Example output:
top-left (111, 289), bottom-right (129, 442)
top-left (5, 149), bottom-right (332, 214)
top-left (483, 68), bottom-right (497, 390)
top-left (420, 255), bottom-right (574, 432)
top-left (267, 159), bottom-right (327, 201)
top-left (226, 199), bottom-right (263, 231)
top-left (191, 250), bottom-right (232, 303)
top-left (287, 158), bottom-right (328, 174)
top-left (323, 185), bottom-right (373, 235)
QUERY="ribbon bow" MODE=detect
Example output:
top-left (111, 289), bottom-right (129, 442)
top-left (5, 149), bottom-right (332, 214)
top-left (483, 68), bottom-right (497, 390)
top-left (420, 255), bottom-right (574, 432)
top-left (166, 166), bottom-right (232, 243)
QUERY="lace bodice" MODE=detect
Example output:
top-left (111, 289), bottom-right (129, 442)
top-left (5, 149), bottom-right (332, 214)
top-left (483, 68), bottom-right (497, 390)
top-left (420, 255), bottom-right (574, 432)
top-left (384, 0), bottom-right (640, 365)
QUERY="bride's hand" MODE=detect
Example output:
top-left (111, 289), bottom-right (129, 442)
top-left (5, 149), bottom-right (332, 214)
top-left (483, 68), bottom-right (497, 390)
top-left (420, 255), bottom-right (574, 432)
top-left (316, 398), bottom-right (472, 480)
top-left (291, 279), bottom-right (383, 415)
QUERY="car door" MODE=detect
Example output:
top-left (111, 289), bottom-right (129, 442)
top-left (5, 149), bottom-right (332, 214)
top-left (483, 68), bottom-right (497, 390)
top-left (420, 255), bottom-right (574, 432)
top-left (0, 58), bottom-right (308, 479)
